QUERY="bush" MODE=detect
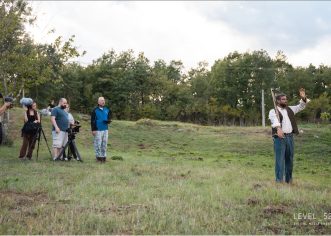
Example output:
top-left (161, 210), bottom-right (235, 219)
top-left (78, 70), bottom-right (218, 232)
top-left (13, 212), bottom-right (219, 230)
top-left (321, 112), bottom-right (331, 123)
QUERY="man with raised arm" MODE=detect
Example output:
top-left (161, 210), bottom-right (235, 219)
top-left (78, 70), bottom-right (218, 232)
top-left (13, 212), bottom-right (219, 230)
top-left (269, 88), bottom-right (310, 184)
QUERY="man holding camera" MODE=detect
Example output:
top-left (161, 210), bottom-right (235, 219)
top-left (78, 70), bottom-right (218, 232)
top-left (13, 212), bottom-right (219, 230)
top-left (91, 97), bottom-right (112, 163)
top-left (51, 98), bottom-right (69, 160)
top-left (0, 102), bottom-right (11, 116)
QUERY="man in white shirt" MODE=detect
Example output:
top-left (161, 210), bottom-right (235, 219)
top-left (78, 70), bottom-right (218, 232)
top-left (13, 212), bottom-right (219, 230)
top-left (268, 88), bottom-right (310, 184)
top-left (65, 105), bottom-right (75, 126)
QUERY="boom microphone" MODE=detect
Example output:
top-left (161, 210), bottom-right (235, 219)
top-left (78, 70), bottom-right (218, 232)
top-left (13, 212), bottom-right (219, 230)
top-left (20, 97), bottom-right (33, 107)
top-left (40, 108), bottom-right (51, 116)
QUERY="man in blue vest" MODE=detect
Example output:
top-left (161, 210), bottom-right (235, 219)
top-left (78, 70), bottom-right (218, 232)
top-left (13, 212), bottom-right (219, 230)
top-left (91, 97), bottom-right (112, 163)
top-left (269, 89), bottom-right (310, 184)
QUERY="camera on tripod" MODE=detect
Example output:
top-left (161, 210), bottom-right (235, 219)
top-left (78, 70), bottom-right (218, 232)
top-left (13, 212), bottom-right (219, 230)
top-left (67, 120), bottom-right (81, 138)
top-left (57, 120), bottom-right (82, 162)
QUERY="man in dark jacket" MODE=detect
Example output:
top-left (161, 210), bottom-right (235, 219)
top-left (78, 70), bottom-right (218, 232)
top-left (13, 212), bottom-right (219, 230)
top-left (91, 97), bottom-right (112, 162)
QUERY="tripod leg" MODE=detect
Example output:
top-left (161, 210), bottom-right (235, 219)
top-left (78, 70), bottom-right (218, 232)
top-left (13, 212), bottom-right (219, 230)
top-left (35, 128), bottom-right (42, 161)
top-left (71, 140), bottom-right (82, 161)
top-left (41, 128), bottom-right (53, 160)
top-left (56, 141), bottom-right (70, 160)
top-left (68, 142), bottom-right (75, 160)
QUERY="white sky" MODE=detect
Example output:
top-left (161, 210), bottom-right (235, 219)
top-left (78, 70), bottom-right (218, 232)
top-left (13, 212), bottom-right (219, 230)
top-left (26, 1), bottom-right (331, 70)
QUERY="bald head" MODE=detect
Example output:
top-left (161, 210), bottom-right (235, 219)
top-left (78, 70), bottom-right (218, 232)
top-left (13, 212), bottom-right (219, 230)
top-left (98, 97), bottom-right (105, 107)
top-left (58, 98), bottom-right (68, 109)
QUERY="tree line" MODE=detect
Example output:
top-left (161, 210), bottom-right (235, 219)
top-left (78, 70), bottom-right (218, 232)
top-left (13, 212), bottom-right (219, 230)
top-left (1, 0), bottom-right (331, 126)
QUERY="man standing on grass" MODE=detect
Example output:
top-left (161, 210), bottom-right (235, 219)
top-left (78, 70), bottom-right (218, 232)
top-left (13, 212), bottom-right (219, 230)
top-left (269, 88), bottom-right (310, 184)
top-left (91, 97), bottom-right (112, 163)
top-left (51, 98), bottom-right (69, 161)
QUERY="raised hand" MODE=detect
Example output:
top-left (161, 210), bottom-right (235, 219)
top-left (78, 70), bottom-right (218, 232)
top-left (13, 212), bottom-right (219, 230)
top-left (299, 88), bottom-right (306, 99)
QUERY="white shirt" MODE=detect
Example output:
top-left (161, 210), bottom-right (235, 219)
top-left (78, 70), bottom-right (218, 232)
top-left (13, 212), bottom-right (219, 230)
top-left (268, 99), bottom-right (310, 133)
top-left (68, 113), bottom-right (74, 126)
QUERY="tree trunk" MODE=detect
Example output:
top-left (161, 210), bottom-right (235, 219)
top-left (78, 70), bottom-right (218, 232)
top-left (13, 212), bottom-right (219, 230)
top-left (1, 74), bottom-right (9, 145)
top-left (1, 110), bottom-right (10, 145)
top-left (1, 74), bottom-right (8, 95)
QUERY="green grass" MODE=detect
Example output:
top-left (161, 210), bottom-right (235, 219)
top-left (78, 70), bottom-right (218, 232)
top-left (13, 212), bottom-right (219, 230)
top-left (0, 108), bottom-right (330, 234)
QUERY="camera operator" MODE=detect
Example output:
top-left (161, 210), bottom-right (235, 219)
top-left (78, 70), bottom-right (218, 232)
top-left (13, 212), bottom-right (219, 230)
top-left (19, 101), bottom-right (40, 160)
top-left (0, 102), bottom-right (11, 116)
top-left (51, 98), bottom-right (69, 161)
top-left (65, 104), bottom-right (75, 126)
top-left (91, 97), bottom-right (112, 163)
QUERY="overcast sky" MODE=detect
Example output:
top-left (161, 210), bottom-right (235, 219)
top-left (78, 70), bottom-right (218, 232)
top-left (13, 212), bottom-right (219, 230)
top-left (26, 1), bottom-right (331, 70)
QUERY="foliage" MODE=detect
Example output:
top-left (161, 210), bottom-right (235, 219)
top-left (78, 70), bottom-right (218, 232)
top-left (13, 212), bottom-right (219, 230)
top-left (320, 112), bottom-right (330, 123)
top-left (1, 1), bottom-right (330, 126)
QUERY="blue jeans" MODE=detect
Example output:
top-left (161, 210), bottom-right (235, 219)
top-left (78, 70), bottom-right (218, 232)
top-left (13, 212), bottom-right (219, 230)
top-left (94, 130), bottom-right (108, 158)
top-left (273, 134), bottom-right (294, 183)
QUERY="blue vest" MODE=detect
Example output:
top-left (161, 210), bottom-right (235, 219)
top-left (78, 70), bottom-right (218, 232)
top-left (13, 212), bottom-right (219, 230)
top-left (94, 107), bottom-right (110, 131)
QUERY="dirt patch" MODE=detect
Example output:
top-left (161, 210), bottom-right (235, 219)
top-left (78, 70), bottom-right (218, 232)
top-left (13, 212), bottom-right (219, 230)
top-left (0, 190), bottom-right (49, 210)
top-left (247, 197), bottom-right (260, 206)
top-left (263, 204), bottom-right (288, 215)
top-left (184, 156), bottom-right (204, 161)
top-left (265, 225), bottom-right (282, 234)
top-left (0, 190), bottom-right (49, 207)
top-left (138, 143), bottom-right (146, 149)
top-left (102, 204), bottom-right (148, 214)
top-left (76, 203), bottom-right (150, 216)
top-left (166, 170), bottom-right (192, 181)
top-left (252, 183), bottom-right (263, 190)
top-left (130, 166), bottom-right (143, 176)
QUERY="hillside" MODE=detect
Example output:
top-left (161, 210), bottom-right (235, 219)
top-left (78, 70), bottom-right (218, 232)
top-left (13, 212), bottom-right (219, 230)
top-left (0, 107), bottom-right (330, 234)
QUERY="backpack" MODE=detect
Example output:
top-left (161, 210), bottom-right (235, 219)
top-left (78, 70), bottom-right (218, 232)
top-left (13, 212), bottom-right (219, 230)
top-left (21, 110), bottom-right (40, 135)
top-left (22, 121), bottom-right (40, 135)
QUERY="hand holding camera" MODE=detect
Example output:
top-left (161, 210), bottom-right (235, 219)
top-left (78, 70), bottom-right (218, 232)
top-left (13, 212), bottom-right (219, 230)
top-left (5, 101), bottom-right (12, 108)
top-left (0, 93), bottom-right (14, 109)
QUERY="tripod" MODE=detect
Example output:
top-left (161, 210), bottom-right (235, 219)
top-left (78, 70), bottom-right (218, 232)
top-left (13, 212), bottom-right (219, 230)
top-left (56, 129), bottom-right (82, 162)
top-left (34, 116), bottom-right (52, 160)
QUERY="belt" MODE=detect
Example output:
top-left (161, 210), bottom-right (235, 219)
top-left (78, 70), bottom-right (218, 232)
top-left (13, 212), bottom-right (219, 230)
top-left (284, 133), bottom-right (293, 136)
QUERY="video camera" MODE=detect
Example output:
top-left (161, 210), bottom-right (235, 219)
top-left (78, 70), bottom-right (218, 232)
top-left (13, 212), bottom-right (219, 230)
top-left (0, 93), bottom-right (14, 108)
top-left (67, 120), bottom-right (81, 139)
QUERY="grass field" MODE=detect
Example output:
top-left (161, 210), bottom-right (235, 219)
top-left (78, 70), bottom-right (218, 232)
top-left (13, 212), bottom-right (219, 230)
top-left (1, 108), bottom-right (331, 234)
